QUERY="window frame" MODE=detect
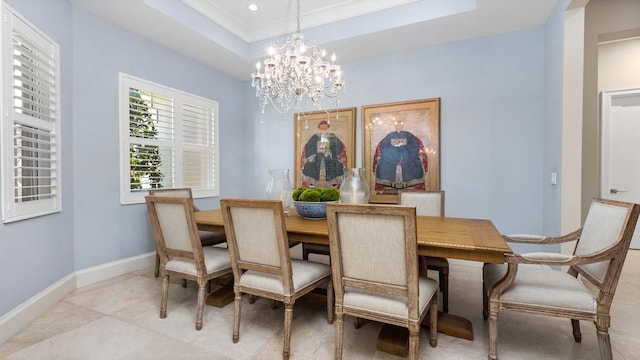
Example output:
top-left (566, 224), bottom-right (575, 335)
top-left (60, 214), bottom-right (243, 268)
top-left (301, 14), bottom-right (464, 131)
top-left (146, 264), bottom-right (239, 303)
top-left (1, 4), bottom-right (62, 223)
top-left (118, 73), bottom-right (220, 204)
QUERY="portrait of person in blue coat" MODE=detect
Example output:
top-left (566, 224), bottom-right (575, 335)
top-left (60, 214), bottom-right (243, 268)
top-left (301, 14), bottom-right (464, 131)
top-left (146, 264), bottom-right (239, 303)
top-left (372, 120), bottom-right (428, 191)
top-left (300, 120), bottom-right (347, 188)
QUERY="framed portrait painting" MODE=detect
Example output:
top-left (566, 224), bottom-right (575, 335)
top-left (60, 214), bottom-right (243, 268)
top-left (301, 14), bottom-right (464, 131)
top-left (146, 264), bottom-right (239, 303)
top-left (363, 98), bottom-right (440, 203)
top-left (294, 107), bottom-right (356, 189)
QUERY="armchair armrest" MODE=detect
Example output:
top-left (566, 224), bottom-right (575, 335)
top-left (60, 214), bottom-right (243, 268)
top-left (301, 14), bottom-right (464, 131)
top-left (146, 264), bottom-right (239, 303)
top-left (489, 246), bottom-right (615, 300)
top-left (506, 242), bottom-right (619, 266)
top-left (503, 228), bottom-right (582, 244)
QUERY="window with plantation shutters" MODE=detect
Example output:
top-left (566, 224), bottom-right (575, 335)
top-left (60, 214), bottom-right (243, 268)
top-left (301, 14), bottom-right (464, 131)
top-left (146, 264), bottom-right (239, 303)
top-left (1, 5), bottom-right (61, 223)
top-left (119, 74), bottom-right (219, 204)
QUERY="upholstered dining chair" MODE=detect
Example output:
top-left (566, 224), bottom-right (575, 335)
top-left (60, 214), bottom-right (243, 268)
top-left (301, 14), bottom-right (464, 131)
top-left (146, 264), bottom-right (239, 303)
top-left (145, 195), bottom-right (232, 330)
top-left (148, 188), bottom-right (226, 279)
top-left (483, 199), bottom-right (640, 360)
top-left (326, 203), bottom-right (438, 360)
top-left (220, 199), bottom-right (333, 360)
top-left (398, 190), bottom-right (450, 313)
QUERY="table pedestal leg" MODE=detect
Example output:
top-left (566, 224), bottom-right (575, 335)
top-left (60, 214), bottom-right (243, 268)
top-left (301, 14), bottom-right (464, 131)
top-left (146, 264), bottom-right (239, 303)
top-left (376, 311), bottom-right (473, 357)
top-left (205, 275), bottom-right (234, 308)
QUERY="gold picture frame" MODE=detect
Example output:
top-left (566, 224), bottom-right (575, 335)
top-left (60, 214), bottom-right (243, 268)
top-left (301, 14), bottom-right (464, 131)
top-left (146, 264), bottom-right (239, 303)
top-left (294, 108), bottom-right (356, 189)
top-left (363, 98), bottom-right (440, 203)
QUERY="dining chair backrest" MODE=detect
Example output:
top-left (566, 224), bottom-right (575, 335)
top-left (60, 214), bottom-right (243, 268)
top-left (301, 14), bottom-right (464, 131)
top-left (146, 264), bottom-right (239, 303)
top-left (398, 190), bottom-right (444, 217)
top-left (145, 195), bottom-right (206, 274)
top-left (148, 188), bottom-right (199, 210)
top-left (326, 203), bottom-right (419, 316)
top-left (220, 199), bottom-right (294, 294)
top-left (572, 200), bottom-right (639, 289)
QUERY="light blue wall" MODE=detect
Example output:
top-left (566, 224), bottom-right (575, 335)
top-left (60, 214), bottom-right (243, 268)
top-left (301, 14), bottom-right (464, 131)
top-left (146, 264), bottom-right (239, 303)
top-left (249, 28), bottom-right (548, 253)
top-left (71, 8), bottom-right (247, 270)
top-left (0, 0), bottom-right (75, 316)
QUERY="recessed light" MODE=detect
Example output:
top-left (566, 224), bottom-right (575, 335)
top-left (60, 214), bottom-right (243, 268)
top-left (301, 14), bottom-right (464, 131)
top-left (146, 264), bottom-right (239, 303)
top-left (248, 4), bottom-right (258, 12)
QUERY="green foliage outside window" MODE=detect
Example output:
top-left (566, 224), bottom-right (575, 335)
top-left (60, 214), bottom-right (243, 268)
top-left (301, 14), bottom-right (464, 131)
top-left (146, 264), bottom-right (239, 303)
top-left (129, 88), bottom-right (164, 190)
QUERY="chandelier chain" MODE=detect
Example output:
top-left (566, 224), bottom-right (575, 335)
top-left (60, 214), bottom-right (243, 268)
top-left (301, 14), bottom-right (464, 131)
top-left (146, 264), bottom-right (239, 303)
top-left (296, 0), bottom-right (301, 33)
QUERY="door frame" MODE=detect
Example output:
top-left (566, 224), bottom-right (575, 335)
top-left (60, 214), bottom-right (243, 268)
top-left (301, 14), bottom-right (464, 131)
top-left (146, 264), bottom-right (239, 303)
top-left (600, 88), bottom-right (640, 200)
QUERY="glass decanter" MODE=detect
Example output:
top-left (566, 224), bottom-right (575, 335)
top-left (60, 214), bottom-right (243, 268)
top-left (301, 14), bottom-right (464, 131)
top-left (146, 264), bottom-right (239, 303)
top-left (339, 168), bottom-right (370, 204)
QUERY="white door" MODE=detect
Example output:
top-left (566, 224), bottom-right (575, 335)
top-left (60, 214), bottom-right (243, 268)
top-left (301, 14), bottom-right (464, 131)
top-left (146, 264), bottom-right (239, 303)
top-left (601, 89), bottom-right (640, 249)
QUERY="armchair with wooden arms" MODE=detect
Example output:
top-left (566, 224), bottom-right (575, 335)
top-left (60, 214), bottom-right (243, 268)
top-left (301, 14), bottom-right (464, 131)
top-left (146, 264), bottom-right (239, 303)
top-left (483, 199), bottom-right (640, 360)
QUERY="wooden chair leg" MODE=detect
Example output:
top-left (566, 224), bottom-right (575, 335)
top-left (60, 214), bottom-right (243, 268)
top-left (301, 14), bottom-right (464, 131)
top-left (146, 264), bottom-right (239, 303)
top-left (482, 275), bottom-right (489, 320)
top-left (283, 304), bottom-right (293, 360)
top-left (353, 317), bottom-right (363, 329)
top-left (488, 301), bottom-right (499, 360)
top-left (335, 310), bottom-right (345, 360)
top-left (271, 300), bottom-right (278, 309)
top-left (571, 319), bottom-right (582, 343)
top-left (182, 279), bottom-right (188, 288)
top-left (248, 294), bottom-right (256, 304)
top-left (440, 267), bottom-right (449, 313)
top-left (154, 251), bottom-right (160, 278)
top-left (326, 280), bottom-right (334, 324)
top-left (160, 275), bottom-right (169, 318)
top-left (196, 282), bottom-right (205, 330)
top-left (430, 296), bottom-right (438, 347)
top-left (409, 323), bottom-right (420, 360)
top-left (233, 292), bottom-right (242, 343)
top-left (597, 330), bottom-right (613, 360)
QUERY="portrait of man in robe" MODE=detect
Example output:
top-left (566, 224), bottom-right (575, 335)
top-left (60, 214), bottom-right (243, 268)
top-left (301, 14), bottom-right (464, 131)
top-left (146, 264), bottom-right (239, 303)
top-left (294, 108), bottom-right (356, 189)
top-left (363, 99), bottom-right (440, 203)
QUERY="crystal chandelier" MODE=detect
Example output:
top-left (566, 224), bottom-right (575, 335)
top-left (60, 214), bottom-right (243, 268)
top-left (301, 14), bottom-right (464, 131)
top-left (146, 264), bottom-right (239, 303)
top-left (251, 0), bottom-right (344, 115)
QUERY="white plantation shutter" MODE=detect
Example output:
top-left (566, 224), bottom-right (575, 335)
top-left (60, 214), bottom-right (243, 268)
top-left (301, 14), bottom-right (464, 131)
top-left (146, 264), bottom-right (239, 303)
top-left (181, 102), bottom-right (215, 190)
top-left (119, 74), bottom-right (219, 204)
top-left (1, 5), bottom-right (61, 222)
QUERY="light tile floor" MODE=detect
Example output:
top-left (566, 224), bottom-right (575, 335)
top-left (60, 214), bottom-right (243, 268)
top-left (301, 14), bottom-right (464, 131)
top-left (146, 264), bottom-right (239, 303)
top-left (1, 249), bottom-right (639, 359)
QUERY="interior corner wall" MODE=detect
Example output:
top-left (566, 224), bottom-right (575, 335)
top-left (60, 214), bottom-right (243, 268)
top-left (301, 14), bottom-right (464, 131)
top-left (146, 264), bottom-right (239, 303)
top-left (582, 0), bottom-right (640, 220)
top-left (543, 0), bottom-right (571, 236)
top-left (70, 7), bottom-right (248, 271)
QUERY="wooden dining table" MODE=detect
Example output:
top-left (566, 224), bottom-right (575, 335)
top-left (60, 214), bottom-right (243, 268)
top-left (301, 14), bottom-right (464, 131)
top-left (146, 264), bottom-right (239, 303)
top-left (195, 208), bottom-right (512, 355)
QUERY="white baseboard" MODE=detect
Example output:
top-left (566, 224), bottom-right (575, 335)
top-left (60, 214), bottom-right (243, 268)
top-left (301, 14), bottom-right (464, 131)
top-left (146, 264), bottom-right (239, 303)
top-left (75, 252), bottom-right (155, 288)
top-left (0, 273), bottom-right (75, 344)
top-left (0, 251), bottom-right (156, 344)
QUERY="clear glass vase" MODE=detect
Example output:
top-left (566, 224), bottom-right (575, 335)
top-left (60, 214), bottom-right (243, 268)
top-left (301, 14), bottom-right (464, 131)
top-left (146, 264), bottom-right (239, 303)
top-left (339, 168), bottom-right (370, 204)
top-left (266, 169), bottom-right (293, 215)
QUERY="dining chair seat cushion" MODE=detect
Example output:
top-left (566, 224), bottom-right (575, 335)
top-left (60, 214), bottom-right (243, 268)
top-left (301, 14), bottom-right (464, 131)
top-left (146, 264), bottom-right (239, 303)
top-left (343, 277), bottom-right (438, 319)
top-left (239, 259), bottom-right (331, 294)
top-left (484, 263), bottom-right (597, 313)
top-left (165, 247), bottom-right (231, 275)
top-left (198, 231), bottom-right (227, 246)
